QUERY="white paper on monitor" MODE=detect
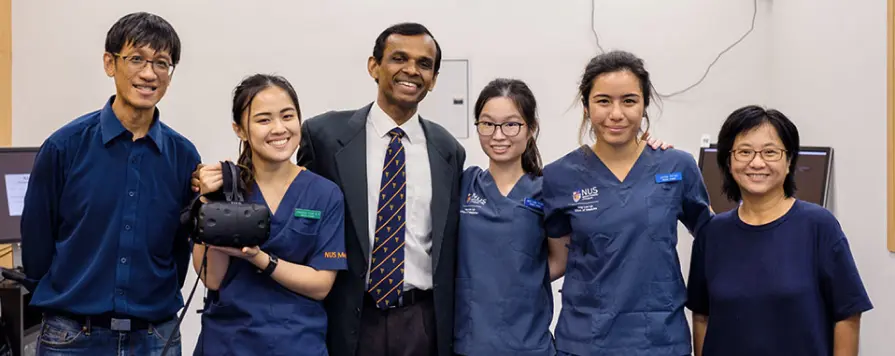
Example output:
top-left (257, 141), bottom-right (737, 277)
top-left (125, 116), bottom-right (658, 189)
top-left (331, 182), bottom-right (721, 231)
top-left (5, 174), bottom-right (29, 217)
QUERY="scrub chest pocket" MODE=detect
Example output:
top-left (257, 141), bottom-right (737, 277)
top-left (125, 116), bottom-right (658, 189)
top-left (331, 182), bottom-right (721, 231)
top-left (289, 212), bottom-right (322, 236)
top-left (277, 214), bottom-right (322, 259)
top-left (647, 182), bottom-right (681, 243)
top-left (646, 182), bottom-right (684, 284)
top-left (511, 204), bottom-right (545, 259)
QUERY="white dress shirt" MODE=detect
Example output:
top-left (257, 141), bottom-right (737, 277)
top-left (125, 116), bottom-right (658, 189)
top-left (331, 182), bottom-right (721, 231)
top-left (365, 102), bottom-right (433, 291)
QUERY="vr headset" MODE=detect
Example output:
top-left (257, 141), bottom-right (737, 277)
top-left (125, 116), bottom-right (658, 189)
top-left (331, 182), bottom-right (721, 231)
top-left (165, 161), bottom-right (272, 356)
top-left (186, 161), bottom-right (271, 248)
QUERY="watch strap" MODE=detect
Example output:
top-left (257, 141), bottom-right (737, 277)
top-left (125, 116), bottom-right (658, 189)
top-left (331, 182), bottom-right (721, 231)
top-left (261, 253), bottom-right (278, 277)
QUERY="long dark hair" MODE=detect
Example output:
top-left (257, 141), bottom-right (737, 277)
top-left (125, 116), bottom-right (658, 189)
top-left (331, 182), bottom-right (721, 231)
top-left (231, 74), bottom-right (302, 190)
top-left (473, 78), bottom-right (543, 176)
top-left (577, 50), bottom-right (659, 144)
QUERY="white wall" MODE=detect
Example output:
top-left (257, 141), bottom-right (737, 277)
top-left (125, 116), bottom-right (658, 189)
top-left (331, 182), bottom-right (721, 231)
top-left (768, 0), bottom-right (894, 354)
top-left (11, 0), bottom-right (782, 354)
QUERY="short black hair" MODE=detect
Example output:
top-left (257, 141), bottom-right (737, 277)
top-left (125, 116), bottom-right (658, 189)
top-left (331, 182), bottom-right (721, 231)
top-left (716, 105), bottom-right (800, 202)
top-left (372, 22), bottom-right (442, 73)
top-left (105, 12), bottom-right (182, 65)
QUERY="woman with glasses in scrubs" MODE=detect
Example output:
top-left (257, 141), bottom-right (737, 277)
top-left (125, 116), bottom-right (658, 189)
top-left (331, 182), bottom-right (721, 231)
top-left (542, 51), bottom-right (713, 356)
top-left (454, 78), bottom-right (669, 356)
top-left (686, 106), bottom-right (872, 356)
top-left (452, 78), bottom-right (556, 356)
top-left (190, 74), bottom-right (347, 356)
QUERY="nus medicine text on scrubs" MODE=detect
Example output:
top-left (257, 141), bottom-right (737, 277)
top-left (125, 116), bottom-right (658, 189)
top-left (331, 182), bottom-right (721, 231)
top-left (543, 146), bottom-right (712, 356)
top-left (454, 166), bottom-right (555, 356)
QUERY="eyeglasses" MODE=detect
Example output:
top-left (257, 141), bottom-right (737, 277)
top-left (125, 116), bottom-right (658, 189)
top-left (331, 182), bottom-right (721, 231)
top-left (731, 148), bottom-right (787, 162)
top-left (113, 53), bottom-right (175, 77)
top-left (474, 121), bottom-right (525, 137)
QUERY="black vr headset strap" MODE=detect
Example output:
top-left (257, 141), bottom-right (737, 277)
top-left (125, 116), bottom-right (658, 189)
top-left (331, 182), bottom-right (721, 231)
top-left (221, 161), bottom-right (236, 203)
top-left (223, 161), bottom-right (245, 202)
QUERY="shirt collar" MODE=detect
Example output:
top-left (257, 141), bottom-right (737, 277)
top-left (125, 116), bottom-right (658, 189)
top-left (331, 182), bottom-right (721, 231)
top-left (100, 95), bottom-right (165, 152)
top-left (367, 101), bottom-right (424, 144)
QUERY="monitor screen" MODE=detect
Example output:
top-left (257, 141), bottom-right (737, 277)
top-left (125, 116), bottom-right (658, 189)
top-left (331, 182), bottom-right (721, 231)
top-left (0, 147), bottom-right (40, 243)
top-left (697, 145), bottom-right (833, 214)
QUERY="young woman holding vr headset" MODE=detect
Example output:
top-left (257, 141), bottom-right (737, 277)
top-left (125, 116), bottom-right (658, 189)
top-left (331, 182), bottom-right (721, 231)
top-left (189, 74), bottom-right (347, 356)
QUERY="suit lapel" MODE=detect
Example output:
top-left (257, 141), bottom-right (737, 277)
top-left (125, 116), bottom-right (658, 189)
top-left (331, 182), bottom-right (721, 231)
top-left (335, 104), bottom-right (373, 261)
top-left (420, 118), bottom-right (453, 272)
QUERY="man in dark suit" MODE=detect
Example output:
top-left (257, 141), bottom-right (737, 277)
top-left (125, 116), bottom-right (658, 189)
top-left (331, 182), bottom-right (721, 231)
top-left (296, 23), bottom-right (465, 356)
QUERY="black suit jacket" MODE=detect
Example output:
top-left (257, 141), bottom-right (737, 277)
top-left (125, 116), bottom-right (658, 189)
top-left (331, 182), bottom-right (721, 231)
top-left (296, 103), bottom-right (465, 356)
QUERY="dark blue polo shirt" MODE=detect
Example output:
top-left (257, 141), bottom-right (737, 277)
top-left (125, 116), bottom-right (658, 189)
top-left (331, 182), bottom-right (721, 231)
top-left (21, 96), bottom-right (201, 320)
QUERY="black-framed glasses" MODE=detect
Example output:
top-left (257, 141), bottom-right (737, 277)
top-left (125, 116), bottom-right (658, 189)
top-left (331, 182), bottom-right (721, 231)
top-left (474, 121), bottom-right (525, 137)
top-left (731, 148), bottom-right (787, 162)
top-left (113, 53), bottom-right (175, 77)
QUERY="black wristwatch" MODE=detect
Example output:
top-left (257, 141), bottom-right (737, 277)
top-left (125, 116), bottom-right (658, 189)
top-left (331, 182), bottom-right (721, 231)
top-left (261, 253), bottom-right (279, 277)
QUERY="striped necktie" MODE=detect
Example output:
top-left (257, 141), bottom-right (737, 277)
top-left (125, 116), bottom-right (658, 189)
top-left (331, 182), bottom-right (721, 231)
top-left (368, 127), bottom-right (406, 309)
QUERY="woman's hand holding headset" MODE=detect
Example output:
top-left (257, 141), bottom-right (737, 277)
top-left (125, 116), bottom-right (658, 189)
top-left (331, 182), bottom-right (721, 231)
top-left (191, 162), bottom-right (264, 262)
top-left (194, 162), bottom-right (223, 197)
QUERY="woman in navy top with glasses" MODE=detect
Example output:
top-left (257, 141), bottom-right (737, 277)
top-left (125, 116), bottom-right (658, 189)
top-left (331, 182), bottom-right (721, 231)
top-left (686, 105), bottom-right (872, 356)
top-left (452, 78), bottom-right (557, 356)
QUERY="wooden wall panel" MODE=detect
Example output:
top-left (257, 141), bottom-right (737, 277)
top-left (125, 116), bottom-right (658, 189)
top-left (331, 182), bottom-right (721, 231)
top-left (0, 0), bottom-right (10, 147)
top-left (0, 0), bottom-right (11, 266)
top-left (888, 0), bottom-right (895, 251)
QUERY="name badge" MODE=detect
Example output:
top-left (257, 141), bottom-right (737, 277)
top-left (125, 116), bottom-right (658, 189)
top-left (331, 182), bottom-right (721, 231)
top-left (294, 209), bottom-right (322, 220)
top-left (655, 172), bottom-right (682, 183)
top-left (523, 198), bottom-right (544, 211)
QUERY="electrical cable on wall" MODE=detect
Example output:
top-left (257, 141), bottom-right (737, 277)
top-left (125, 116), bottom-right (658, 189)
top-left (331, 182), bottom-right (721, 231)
top-left (590, 0), bottom-right (606, 54)
top-left (590, 0), bottom-right (758, 98)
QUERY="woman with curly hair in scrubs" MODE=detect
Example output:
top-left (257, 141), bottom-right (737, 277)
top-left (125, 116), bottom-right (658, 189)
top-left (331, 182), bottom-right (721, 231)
top-left (543, 51), bottom-right (713, 356)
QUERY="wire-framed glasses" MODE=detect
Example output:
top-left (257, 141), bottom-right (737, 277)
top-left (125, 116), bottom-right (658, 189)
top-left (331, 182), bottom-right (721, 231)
top-left (113, 53), bottom-right (175, 77)
top-left (474, 121), bottom-right (525, 137)
top-left (731, 148), bottom-right (787, 162)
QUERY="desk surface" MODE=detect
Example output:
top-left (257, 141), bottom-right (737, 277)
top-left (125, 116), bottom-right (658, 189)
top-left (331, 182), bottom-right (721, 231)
top-left (0, 280), bottom-right (26, 291)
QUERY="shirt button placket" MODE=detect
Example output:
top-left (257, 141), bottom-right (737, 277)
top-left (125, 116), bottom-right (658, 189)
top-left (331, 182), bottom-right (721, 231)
top-left (116, 151), bottom-right (141, 312)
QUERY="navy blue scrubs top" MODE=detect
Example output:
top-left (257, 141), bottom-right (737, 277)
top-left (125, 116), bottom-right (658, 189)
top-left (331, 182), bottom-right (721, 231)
top-left (454, 167), bottom-right (555, 356)
top-left (543, 146), bottom-right (712, 356)
top-left (195, 170), bottom-right (347, 356)
top-left (686, 200), bottom-right (873, 356)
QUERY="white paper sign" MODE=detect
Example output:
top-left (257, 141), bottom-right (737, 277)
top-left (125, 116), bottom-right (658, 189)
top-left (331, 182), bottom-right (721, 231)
top-left (5, 174), bottom-right (29, 217)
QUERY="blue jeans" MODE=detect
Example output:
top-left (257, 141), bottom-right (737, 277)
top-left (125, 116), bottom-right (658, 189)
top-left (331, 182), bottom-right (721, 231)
top-left (35, 315), bottom-right (181, 356)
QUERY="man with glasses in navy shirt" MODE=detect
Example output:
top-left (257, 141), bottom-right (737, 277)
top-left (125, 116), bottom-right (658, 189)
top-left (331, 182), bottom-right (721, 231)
top-left (21, 12), bottom-right (199, 355)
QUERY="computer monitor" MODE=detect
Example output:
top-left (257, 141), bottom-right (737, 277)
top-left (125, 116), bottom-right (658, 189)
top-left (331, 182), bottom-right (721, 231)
top-left (697, 145), bottom-right (833, 213)
top-left (0, 147), bottom-right (40, 243)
